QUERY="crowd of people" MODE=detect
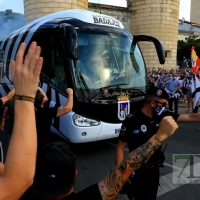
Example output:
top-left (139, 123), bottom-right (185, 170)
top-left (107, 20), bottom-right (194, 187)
top-left (147, 66), bottom-right (197, 114)
top-left (1, 42), bottom-right (200, 200)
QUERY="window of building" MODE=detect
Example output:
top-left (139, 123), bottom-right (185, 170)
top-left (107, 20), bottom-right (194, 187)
top-left (165, 50), bottom-right (172, 58)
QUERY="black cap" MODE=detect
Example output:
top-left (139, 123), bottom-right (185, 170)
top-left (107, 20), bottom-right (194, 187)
top-left (146, 87), bottom-right (169, 100)
top-left (32, 141), bottom-right (76, 198)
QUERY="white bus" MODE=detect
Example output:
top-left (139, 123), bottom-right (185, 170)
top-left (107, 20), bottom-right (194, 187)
top-left (0, 9), bottom-right (165, 143)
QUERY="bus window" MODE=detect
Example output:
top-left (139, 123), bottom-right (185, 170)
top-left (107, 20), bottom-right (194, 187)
top-left (36, 34), bottom-right (67, 93)
top-left (51, 50), bottom-right (67, 92)
top-left (74, 31), bottom-right (147, 92)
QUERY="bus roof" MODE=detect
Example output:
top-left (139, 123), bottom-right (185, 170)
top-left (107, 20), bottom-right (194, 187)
top-left (28, 9), bottom-right (124, 29)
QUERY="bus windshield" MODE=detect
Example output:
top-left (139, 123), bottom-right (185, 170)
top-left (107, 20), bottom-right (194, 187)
top-left (73, 30), bottom-right (147, 94)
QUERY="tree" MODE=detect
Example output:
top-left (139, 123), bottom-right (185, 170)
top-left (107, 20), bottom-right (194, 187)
top-left (177, 35), bottom-right (200, 68)
top-left (0, 10), bottom-right (24, 40)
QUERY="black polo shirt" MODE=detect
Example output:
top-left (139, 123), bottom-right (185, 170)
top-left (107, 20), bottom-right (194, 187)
top-left (119, 110), bottom-right (179, 163)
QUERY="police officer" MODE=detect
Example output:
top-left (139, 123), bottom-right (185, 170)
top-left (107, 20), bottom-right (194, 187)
top-left (115, 87), bottom-right (179, 200)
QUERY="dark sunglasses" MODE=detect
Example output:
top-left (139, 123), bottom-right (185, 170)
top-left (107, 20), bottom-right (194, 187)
top-left (154, 100), bottom-right (167, 107)
top-left (150, 100), bottom-right (167, 107)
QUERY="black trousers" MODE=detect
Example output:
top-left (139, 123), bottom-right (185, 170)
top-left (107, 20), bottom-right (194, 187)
top-left (168, 97), bottom-right (179, 114)
top-left (129, 167), bottom-right (160, 200)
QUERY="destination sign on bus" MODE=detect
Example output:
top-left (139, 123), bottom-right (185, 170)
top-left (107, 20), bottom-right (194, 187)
top-left (92, 15), bottom-right (121, 27)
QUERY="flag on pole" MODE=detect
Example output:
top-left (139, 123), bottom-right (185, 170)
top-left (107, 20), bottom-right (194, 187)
top-left (191, 46), bottom-right (200, 74)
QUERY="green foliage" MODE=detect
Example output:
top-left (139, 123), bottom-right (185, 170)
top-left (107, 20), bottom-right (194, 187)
top-left (177, 35), bottom-right (200, 62)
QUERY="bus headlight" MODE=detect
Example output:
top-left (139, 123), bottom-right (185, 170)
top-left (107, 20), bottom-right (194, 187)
top-left (73, 114), bottom-right (101, 127)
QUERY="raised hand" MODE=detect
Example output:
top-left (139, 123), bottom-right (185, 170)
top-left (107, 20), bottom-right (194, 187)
top-left (11, 42), bottom-right (43, 98)
top-left (155, 116), bottom-right (178, 142)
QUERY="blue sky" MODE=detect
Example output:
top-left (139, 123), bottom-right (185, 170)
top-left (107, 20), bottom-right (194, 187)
top-left (179, 0), bottom-right (191, 21)
top-left (0, 0), bottom-right (191, 21)
top-left (0, 0), bottom-right (24, 14)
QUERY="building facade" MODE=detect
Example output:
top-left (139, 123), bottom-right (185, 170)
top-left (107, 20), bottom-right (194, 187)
top-left (23, 0), bottom-right (180, 69)
top-left (24, 0), bottom-right (88, 23)
top-left (129, 0), bottom-right (179, 69)
top-left (190, 0), bottom-right (200, 24)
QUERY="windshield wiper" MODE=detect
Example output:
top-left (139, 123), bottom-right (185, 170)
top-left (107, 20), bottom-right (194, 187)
top-left (74, 68), bottom-right (90, 98)
top-left (79, 73), bottom-right (90, 95)
top-left (90, 83), bottom-right (128, 102)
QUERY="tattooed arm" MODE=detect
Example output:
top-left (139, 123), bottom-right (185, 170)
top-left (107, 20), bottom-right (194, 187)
top-left (56, 88), bottom-right (73, 117)
top-left (98, 116), bottom-right (178, 200)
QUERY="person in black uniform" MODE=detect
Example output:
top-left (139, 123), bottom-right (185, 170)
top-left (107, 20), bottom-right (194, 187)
top-left (115, 86), bottom-right (200, 200)
top-left (28, 115), bottom-right (178, 200)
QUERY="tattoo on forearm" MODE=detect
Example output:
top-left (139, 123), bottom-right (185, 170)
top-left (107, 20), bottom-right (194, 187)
top-left (98, 138), bottom-right (161, 200)
top-left (154, 136), bottom-right (162, 144)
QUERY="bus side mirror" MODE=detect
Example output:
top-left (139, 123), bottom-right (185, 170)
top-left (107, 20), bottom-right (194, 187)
top-left (59, 24), bottom-right (78, 60)
top-left (133, 35), bottom-right (165, 64)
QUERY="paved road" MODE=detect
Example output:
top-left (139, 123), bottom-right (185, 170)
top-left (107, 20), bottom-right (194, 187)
top-left (0, 102), bottom-right (200, 199)
top-left (72, 123), bottom-right (200, 199)
top-left (73, 102), bottom-right (200, 200)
